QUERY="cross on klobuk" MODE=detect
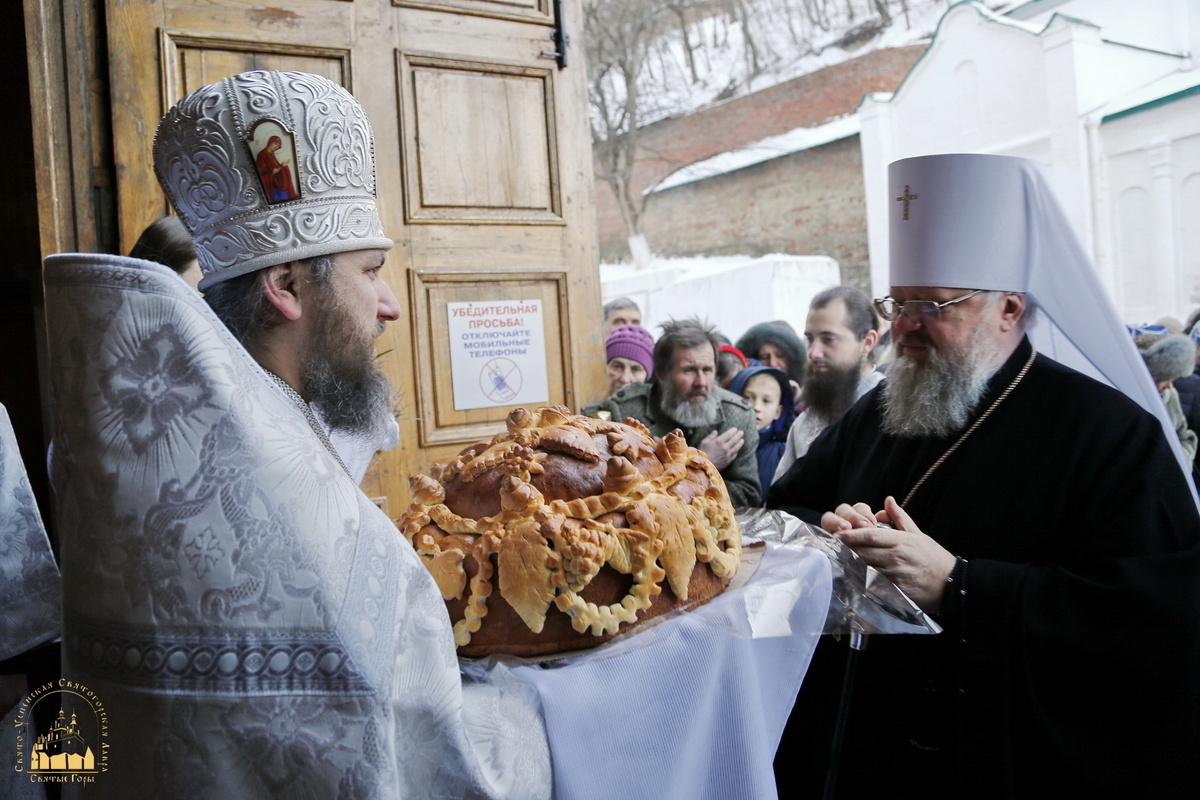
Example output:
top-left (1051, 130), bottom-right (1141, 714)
top-left (896, 185), bottom-right (918, 220)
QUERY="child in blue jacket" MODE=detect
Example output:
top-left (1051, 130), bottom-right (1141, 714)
top-left (727, 365), bottom-right (795, 506)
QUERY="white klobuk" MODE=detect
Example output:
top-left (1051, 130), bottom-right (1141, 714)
top-left (889, 153), bottom-right (1199, 506)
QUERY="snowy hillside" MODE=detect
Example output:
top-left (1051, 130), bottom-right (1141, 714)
top-left (587, 0), bottom-right (988, 136)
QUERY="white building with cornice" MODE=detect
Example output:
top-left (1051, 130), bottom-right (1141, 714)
top-left (859, 0), bottom-right (1200, 325)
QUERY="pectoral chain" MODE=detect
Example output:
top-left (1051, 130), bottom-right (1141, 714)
top-left (265, 370), bottom-right (352, 480)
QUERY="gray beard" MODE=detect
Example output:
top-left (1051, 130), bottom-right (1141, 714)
top-left (880, 324), bottom-right (1007, 438)
top-left (660, 380), bottom-right (720, 428)
top-left (302, 300), bottom-right (395, 442)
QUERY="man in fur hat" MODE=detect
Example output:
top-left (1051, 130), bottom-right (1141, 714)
top-left (736, 321), bottom-right (807, 398)
top-left (1136, 331), bottom-right (1198, 464)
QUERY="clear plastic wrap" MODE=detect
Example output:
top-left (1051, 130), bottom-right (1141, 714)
top-left (737, 507), bottom-right (942, 638)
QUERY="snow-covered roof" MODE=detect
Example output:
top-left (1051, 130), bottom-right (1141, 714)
top-left (648, 114), bottom-right (861, 194)
top-left (1003, 0), bottom-right (1191, 55)
top-left (860, 1), bottom-right (1191, 115)
top-left (1002, 0), bottom-right (1072, 19)
top-left (969, 1), bottom-right (1045, 34)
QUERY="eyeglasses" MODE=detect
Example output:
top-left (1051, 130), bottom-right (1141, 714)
top-left (873, 289), bottom-right (985, 322)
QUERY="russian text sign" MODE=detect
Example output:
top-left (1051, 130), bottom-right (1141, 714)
top-left (447, 299), bottom-right (549, 410)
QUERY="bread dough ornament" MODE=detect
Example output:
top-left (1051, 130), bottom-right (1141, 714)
top-left (397, 405), bottom-right (743, 657)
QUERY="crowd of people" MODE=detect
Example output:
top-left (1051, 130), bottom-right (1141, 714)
top-left (591, 291), bottom-right (1200, 503)
top-left (1128, 321), bottom-right (1200, 479)
top-left (590, 283), bottom-right (891, 507)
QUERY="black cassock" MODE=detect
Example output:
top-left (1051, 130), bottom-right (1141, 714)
top-left (769, 337), bottom-right (1200, 799)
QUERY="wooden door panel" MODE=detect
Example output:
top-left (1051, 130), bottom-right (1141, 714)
top-left (401, 54), bottom-right (560, 222)
top-left (394, 0), bottom-right (552, 25)
top-left (163, 32), bottom-right (350, 104)
top-left (406, 226), bottom-right (573, 265)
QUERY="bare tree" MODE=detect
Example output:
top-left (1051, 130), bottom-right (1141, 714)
top-left (585, 0), bottom-right (936, 260)
top-left (586, 0), bottom-right (709, 260)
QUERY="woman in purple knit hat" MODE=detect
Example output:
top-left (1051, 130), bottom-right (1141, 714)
top-left (604, 324), bottom-right (655, 397)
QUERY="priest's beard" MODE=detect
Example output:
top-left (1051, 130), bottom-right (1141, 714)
top-left (301, 296), bottom-right (394, 441)
top-left (802, 358), bottom-right (866, 424)
top-left (660, 379), bottom-right (720, 427)
top-left (881, 323), bottom-right (1007, 438)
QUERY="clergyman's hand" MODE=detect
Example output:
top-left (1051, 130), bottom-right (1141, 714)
top-left (822, 496), bottom-right (957, 614)
top-left (698, 427), bottom-right (744, 470)
top-left (820, 501), bottom-right (882, 533)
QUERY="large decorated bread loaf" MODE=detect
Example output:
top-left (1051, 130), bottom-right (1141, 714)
top-left (397, 405), bottom-right (742, 657)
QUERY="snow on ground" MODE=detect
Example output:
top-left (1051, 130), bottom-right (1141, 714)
top-left (600, 253), bottom-right (842, 340)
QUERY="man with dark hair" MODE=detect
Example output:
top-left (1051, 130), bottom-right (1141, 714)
top-left (602, 296), bottom-right (642, 331)
top-left (772, 285), bottom-right (882, 479)
top-left (598, 317), bottom-right (761, 506)
top-left (203, 251), bottom-right (398, 448)
top-left (129, 214), bottom-right (203, 289)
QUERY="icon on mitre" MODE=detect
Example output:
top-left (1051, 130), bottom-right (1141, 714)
top-left (249, 119), bottom-right (300, 204)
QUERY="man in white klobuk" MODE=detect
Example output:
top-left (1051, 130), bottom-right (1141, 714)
top-left (770, 285), bottom-right (882, 481)
top-left (44, 71), bottom-right (548, 798)
top-left (770, 153), bottom-right (1200, 797)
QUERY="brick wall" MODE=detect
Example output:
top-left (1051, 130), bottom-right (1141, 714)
top-left (595, 45), bottom-right (924, 265)
top-left (640, 135), bottom-right (871, 290)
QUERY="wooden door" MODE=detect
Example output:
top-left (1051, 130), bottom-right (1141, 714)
top-left (104, 0), bottom-right (603, 513)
